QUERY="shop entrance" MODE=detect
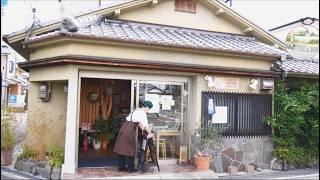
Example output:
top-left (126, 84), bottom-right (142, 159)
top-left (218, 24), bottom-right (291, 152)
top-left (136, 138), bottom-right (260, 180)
top-left (78, 78), bottom-right (131, 167)
top-left (78, 77), bottom-right (188, 168)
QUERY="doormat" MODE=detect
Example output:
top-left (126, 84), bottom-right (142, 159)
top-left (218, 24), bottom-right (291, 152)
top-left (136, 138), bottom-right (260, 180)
top-left (78, 157), bottom-right (118, 167)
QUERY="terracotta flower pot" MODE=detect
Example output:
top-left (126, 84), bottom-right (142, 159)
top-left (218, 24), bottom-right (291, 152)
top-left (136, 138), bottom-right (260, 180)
top-left (1, 149), bottom-right (13, 166)
top-left (101, 140), bottom-right (109, 150)
top-left (194, 155), bottom-right (212, 170)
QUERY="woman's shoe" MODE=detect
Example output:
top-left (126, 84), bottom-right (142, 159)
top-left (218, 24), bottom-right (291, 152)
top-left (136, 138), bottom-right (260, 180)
top-left (127, 169), bottom-right (138, 173)
top-left (118, 167), bottom-right (128, 172)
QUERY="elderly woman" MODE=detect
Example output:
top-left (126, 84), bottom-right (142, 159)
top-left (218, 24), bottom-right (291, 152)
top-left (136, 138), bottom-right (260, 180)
top-left (113, 101), bottom-right (154, 173)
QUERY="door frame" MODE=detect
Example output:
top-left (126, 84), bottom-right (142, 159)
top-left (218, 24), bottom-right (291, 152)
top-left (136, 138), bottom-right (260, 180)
top-left (77, 70), bottom-right (191, 167)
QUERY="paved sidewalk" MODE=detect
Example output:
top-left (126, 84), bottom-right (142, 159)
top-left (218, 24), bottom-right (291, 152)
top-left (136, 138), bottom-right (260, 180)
top-left (218, 168), bottom-right (319, 179)
top-left (1, 166), bottom-right (218, 179)
top-left (100, 170), bottom-right (217, 179)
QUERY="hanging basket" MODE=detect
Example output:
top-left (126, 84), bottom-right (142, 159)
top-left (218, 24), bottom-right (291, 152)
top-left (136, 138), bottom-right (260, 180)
top-left (194, 155), bottom-right (212, 170)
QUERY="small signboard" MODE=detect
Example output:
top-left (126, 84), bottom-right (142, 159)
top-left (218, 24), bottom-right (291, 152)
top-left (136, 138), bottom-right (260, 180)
top-left (212, 106), bottom-right (228, 124)
top-left (9, 95), bottom-right (17, 103)
top-left (215, 77), bottom-right (239, 90)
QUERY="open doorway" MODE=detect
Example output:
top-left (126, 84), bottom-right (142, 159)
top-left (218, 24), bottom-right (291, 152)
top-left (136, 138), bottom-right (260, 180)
top-left (78, 78), bottom-right (131, 167)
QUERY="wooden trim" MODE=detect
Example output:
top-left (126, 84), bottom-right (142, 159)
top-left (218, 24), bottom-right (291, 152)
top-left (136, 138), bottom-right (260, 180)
top-left (18, 55), bottom-right (281, 78)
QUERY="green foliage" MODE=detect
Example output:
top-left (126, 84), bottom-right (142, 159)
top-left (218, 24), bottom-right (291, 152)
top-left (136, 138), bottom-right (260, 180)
top-left (1, 107), bottom-right (16, 150)
top-left (94, 117), bottom-right (117, 142)
top-left (47, 144), bottom-right (64, 168)
top-left (191, 124), bottom-right (224, 157)
top-left (19, 145), bottom-right (36, 160)
top-left (265, 80), bottom-right (319, 166)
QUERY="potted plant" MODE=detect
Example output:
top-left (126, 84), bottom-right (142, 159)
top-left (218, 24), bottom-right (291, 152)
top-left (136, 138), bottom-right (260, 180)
top-left (94, 117), bottom-right (116, 150)
top-left (1, 107), bottom-right (16, 165)
top-left (91, 133), bottom-right (102, 150)
top-left (191, 124), bottom-right (224, 170)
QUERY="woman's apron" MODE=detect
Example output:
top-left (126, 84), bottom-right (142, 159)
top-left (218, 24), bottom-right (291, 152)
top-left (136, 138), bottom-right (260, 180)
top-left (113, 110), bottom-right (138, 157)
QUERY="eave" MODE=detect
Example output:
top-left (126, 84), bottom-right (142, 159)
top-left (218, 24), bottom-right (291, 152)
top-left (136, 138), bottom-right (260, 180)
top-left (18, 55), bottom-right (281, 78)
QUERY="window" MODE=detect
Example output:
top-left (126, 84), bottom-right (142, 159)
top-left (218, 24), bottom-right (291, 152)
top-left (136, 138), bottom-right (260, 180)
top-left (202, 91), bottom-right (272, 137)
top-left (175, 0), bottom-right (196, 13)
top-left (8, 61), bottom-right (14, 73)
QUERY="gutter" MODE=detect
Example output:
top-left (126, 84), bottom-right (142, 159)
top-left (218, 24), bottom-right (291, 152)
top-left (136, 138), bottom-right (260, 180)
top-left (24, 32), bottom-right (281, 60)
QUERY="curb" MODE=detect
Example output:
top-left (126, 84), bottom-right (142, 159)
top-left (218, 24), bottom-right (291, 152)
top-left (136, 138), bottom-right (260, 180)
top-left (1, 166), bottom-right (45, 180)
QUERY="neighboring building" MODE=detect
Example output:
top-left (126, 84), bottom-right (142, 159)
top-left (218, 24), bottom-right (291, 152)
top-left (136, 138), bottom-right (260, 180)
top-left (1, 41), bottom-right (29, 107)
top-left (4, 0), bottom-right (289, 175)
top-left (269, 17), bottom-right (319, 60)
top-left (269, 17), bottom-right (319, 81)
top-left (269, 17), bottom-right (319, 43)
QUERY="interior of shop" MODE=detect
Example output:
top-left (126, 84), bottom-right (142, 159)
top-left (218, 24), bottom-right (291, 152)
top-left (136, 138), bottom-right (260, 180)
top-left (78, 78), bottom-right (131, 167)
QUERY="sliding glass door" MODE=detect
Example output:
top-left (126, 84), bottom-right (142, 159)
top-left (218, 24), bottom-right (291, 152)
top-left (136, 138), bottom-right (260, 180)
top-left (131, 80), bottom-right (188, 162)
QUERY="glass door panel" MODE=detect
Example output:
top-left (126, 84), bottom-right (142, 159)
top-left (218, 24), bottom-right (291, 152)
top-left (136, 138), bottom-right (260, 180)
top-left (138, 81), bottom-right (187, 161)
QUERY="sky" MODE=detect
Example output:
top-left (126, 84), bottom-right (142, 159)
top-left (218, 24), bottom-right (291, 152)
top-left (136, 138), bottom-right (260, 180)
top-left (1, 0), bottom-right (319, 34)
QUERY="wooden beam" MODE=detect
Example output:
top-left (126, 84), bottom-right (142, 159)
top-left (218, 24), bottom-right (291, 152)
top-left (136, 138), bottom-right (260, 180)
top-left (114, 9), bottom-right (121, 17)
top-left (243, 27), bottom-right (253, 33)
top-left (214, 9), bottom-right (224, 16)
top-left (150, 0), bottom-right (157, 7)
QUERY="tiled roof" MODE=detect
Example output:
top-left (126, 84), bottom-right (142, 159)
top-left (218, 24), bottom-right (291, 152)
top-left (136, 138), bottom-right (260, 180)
top-left (30, 19), bottom-right (287, 57)
top-left (273, 58), bottom-right (319, 75)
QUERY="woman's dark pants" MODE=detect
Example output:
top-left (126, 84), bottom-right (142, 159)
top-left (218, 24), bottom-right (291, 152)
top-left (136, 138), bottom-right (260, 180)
top-left (118, 155), bottom-right (134, 171)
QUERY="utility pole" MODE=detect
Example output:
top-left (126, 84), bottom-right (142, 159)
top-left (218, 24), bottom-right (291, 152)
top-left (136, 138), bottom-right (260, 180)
top-left (58, 0), bottom-right (64, 18)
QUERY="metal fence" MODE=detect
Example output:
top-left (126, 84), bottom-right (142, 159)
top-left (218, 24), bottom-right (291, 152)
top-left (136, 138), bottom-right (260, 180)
top-left (202, 91), bottom-right (272, 137)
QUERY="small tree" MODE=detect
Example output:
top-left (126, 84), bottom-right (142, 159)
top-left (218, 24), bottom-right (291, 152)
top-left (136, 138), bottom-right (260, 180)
top-left (191, 123), bottom-right (224, 159)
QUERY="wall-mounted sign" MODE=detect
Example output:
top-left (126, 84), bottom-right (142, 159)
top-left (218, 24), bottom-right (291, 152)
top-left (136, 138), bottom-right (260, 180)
top-left (215, 77), bottom-right (239, 90)
top-left (212, 106), bottom-right (228, 124)
top-left (160, 95), bottom-right (174, 110)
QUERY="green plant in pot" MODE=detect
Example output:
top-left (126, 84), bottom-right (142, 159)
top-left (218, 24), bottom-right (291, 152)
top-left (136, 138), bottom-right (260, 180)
top-left (91, 132), bottom-right (102, 150)
top-left (191, 124), bottom-right (224, 170)
top-left (94, 117), bottom-right (116, 150)
top-left (1, 107), bottom-right (16, 165)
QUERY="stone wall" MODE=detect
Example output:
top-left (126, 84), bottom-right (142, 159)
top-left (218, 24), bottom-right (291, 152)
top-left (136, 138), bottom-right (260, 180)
top-left (210, 137), bottom-right (273, 173)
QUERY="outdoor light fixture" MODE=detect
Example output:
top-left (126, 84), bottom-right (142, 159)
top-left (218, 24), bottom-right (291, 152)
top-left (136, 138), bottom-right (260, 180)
top-left (204, 75), bottom-right (215, 88)
top-left (249, 79), bottom-right (259, 90)
top-left (260, 78), bottom-right (274, 90)
top-left (39, 82), bottom-right (51, 102)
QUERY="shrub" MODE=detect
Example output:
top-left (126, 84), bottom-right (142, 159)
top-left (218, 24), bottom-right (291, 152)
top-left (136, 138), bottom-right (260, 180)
top-left (47, 144), bottom-right (64, 168)
top-left (266, 80), bottom-right (319, 166)
top-left (1, 107), bottom-right (16, 150)
top-left (29, 119), bottom-right (49, 160)
top-left (18, 145), bottom-right (36, 160)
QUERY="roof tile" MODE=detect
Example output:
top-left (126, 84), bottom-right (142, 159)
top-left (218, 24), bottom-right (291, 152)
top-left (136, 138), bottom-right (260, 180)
top-left (30, 19), bottom-right (288, 57)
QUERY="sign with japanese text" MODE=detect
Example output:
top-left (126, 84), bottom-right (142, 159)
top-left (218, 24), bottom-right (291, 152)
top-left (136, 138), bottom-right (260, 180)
top-left (215, 77), bottom-right (239, 90)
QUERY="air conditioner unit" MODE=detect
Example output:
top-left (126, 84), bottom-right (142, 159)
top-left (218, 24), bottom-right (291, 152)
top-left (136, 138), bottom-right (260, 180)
top-left (260, 78), bottom-right (274, 90)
